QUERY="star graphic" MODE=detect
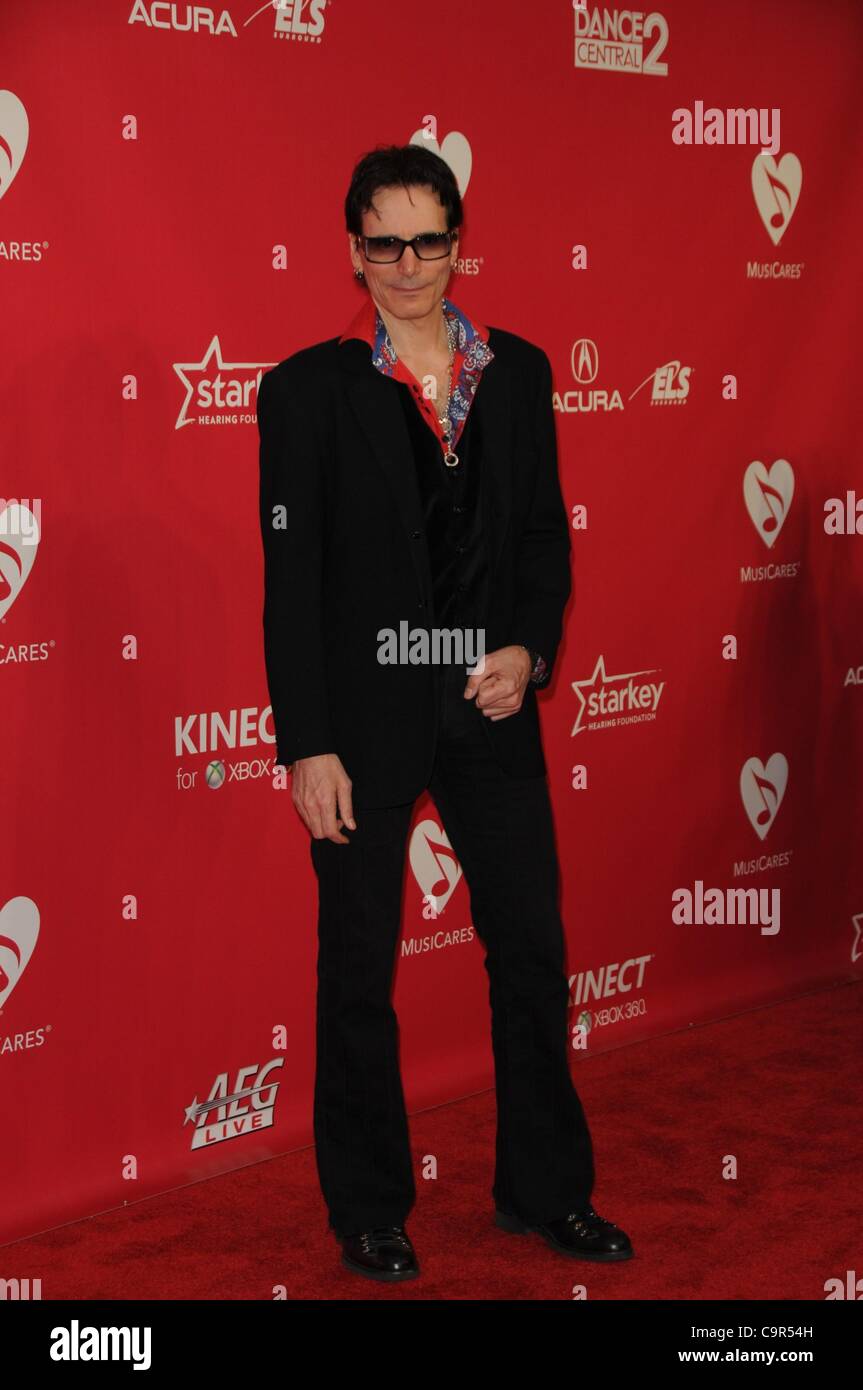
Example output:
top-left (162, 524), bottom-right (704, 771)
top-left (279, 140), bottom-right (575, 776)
top-left (570, 654), bottom-right (663, 736)
top-left (173, 335), bottom-right (274, 430)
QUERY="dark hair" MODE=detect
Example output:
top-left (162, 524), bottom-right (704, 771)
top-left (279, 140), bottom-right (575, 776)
top-left (344, 142), bottom-right (463, 237)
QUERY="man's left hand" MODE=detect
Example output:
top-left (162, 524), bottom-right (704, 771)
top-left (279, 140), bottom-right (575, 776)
top-left (463, 646), bottom-right (532, 720)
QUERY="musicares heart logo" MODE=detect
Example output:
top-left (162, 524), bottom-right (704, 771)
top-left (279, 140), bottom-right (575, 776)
top-left (409, 817), bottom-right (463, 916)
top-left (740, 754), bottom-right (788, 841)
top-left (751, 152), bottom-right (802, 247)
top-left (0, 897), bottom-right (41, 1010)
top-left (743, 459), bottom-right (794, 549)
top-left (409, 129), bottom-right (472, 196)
top-left (0, 503), bottom-right (40, 620)
top-left (0, 90), bottom-right (29, 203)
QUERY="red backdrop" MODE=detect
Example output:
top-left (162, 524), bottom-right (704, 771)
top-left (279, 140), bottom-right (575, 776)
top-left (2, 0), bottom-right (861, 1247)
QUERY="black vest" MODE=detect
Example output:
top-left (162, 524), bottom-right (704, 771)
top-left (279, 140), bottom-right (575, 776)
top-left (394, 377), bottom-right (489, 669)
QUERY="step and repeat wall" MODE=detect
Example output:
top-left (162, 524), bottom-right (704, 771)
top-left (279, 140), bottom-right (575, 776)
top-left (2, 0), bottom-right (861, 1245)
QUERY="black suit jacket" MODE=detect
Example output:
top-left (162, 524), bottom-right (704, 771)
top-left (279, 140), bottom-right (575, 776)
top-left (257, 323), bottom-right (572, 811)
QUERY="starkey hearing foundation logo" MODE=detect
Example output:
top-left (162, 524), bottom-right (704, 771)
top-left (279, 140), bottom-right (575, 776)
top-left (184, 1058), bottom-right (284, 1148)
top-left (173, 336), bottom-right (273, 429)
top-left (574, 4), bottom-right (669, 77)
top-left (571, 655), bottom-right (665, 736)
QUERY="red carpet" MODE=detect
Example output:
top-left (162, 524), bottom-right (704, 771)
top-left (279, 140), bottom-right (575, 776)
top-left (5, 982), bottom-right (860, 1300)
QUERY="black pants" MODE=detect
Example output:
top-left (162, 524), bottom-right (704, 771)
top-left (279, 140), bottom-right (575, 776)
top-left (309, 664), bottom-right (595, 1238)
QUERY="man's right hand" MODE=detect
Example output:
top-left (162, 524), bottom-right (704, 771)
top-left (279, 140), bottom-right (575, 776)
top-left (291, 753), bottom-right (356, 843)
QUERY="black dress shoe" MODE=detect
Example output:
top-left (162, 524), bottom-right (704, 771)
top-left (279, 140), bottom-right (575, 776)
top-left (340, 1226), bottom-right (420, 1281)
top-left (495, 1204), bottom-right (633, 1261)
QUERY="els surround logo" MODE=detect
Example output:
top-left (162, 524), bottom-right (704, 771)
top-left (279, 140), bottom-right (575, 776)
top-left (184, 1058), bottom-right (284, 1148)
top-left (173, 336), bottom-right (273, 429)
top-left (628, 359), bottom-right (692, 406)
top-left (571, 655), bottom-right (665, 735)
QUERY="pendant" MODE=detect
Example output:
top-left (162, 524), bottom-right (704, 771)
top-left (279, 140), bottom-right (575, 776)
top-left (444, 450), bottom-right (459, 467)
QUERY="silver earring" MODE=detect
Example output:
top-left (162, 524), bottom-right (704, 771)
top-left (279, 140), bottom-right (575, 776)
top-left (354, 268), bottom-right (365, 281)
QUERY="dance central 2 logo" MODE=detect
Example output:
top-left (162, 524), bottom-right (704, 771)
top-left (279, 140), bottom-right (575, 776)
top-left (573, 5), bottom-right (669, 77)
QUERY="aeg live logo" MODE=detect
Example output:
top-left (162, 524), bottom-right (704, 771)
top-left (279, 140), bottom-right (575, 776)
top-left (184, 1059), bottom-right (284, 1148)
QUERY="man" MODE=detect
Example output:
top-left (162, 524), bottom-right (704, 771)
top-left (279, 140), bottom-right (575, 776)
top-left (257, 143), bottom-right (632, 1281)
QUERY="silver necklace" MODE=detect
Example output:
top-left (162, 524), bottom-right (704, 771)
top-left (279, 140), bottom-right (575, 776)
top-left (438, 313), bottom-right (459, 467)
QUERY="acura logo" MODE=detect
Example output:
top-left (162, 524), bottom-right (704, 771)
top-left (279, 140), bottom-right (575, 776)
top-left (570, 338), bottom-right (599, 384)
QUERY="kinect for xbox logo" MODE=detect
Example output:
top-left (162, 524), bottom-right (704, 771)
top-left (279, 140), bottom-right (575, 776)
top-left (377, 623), bottom-right (486, 669)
